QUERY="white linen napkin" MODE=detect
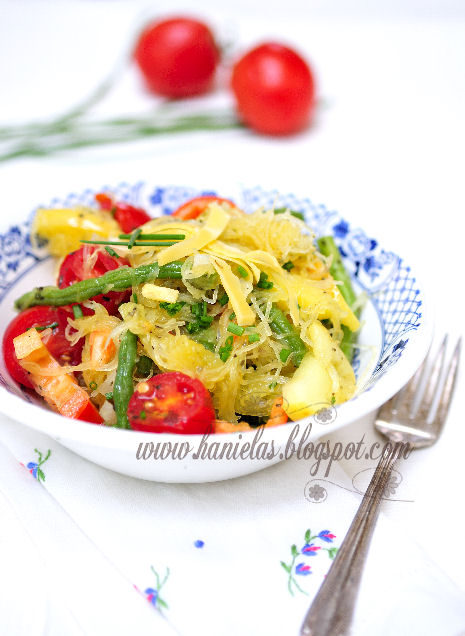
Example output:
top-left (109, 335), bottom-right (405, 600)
top-left (1, 415), bottom-right (464, 636)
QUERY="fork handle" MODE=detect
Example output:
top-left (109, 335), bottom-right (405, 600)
top-left (300, 445), bottom-right (401, 636)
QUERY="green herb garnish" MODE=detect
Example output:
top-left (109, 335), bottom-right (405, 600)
top-left (237, 265), bottom-right (248, 279)
top-left (219, 335), bottom-right (234, 362)
top-left (35, 322), bottom-right (58, 331)
top-left (105, 246), bottom-right (119, 257)
top-left (247, 332), bottom-right (260, 343)
top-left (227, 323), bottom-right (245, 336)
top-left (160, 301), bottom-right (186, 316)
top-left (72, 304), bottom-right (83, 319)
top-left (282, 261), bottom-right (294, 271)
top-left (257, 272), bottom-right (273, 289)
top-left (279, 348), bottom-right (291, 363)
top-left (218, 293), bottom-right (229, 306)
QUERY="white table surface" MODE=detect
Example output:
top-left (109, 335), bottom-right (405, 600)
top-left (1, 1), bottom-right (464, 634)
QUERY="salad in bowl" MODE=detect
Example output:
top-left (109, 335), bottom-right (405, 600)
top-left (0, 184), bottom-right (429, 482)
top-left (3, 191), bottom-right (359, 434)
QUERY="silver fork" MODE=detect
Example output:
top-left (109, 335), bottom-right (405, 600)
top-left (300, 336), bottom-right (462, 636)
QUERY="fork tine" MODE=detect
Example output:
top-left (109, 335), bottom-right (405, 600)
top-left (433, 338), bottom-right (461, 433)
top-left (392, 346), bottom-right (430, 412)
top-left (413, 335), bottom-right (448, 419)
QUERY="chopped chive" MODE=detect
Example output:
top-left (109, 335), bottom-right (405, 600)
top-left (331, 395), bottom-right (336, 405)
top-left (139, 410), bottom-right (146, 420)
top-left (230, 312), bottom-right (236, 320)
top-left (279, 348), bottom-right (291, 363)
top-left (257, 272), bottom-right (274, 289)
top-left (219, 349), bottom-right (231, 362)
top-left (237, 265), bottom-right (248, 278)
top-left (282, 261), bottom-right (294, 271)
top-left (218, 293), bottom-right (229, 306)
top-left (160, 301), bottom-right (185, 315)
top-left (269, 381), bottom-right (278, 390)
top-left (105, 392), bottom-right (113, 401)
top-left (81, 239), bottom-right (177, 247)
top-left (248, 332), bottom-right (260, 343)
top-left (119, 233), bottom-right (185, 240)
top-left (72, 304), bottom-right (83, 319)
top-left (89, 381), bottom-right (98, 391)
top-left (132, 293), bottom-right (138, 304)
top-left (227, 323), bottom-right (245, 336)
top-left (219, 335), bottom-right (234, 362)
top-left (105, 246), bottom-right (119, 257)
top-left (35, 322), bottom-right (58, 331)
top-left (128, 228), bottom-right (142, 249)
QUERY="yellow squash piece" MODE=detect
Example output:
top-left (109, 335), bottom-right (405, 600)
top-left (293, 277), bottom-right (360, 331)
top-left (32, 207), bottom-right (120, 257)
top-left (141, 284), bottom-right (179, 303)
top-left (283, 320), bottom-right (356, 420)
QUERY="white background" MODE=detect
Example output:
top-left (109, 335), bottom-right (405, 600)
top-left (0, 0), bottom-right (465, 633)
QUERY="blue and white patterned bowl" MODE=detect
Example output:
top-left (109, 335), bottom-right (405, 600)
top-left (0, 183), bottom-right (432, 482)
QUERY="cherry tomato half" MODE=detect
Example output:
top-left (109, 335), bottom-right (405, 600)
top-left (58, 245), bottom-right (130, 316)
top-left (134, 17), bottom-right (219, 98)
top-left (128, 372), bottom-right (215, 434)
top-left (2, 306), bottom-right (84, 388)
top-left (231, 42), bottom-right (315, 135)
top-left (95, 193), bottom-right (151, 234)
top-left (171, 196), bottom-right (236, 220)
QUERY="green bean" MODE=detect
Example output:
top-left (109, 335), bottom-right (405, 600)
top-left (317, 236), bottom-right (356, 307)
top-left (113, 330), bottom-right (138, 429)
top-left (317, 235), bottom-right (359, 360)
top-left (14, 261), bottom-right (184, 310)
top-left (269, 305), bottom-right (307, 367)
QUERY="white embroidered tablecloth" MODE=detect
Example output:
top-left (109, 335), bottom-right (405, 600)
top-left (1, 410), bottom-right (465, 636)
top-left (1, 1), bottom-right (465, 634)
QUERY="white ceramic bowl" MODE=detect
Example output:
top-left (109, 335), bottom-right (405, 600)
top-left (0, 183), bottom-right (432, 482)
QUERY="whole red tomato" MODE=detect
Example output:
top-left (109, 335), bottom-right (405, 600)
top-left (134, 17), bottom-right (219, 98)
top-left (231, 42), bottom-right (315, 135)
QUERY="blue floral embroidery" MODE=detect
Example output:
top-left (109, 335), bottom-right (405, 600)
top-left (143, 566), bottom-right (169, 611)
top-left (301, 543), bottom-right (321, 556)
top-left (295, 563), bottom-right (312, 576)
top-left (281, 528), bottom-right (339, 596)
top-left (318, 530), bottom-right (336, 543)
top-left (23, 449), bottom-right (51, 483)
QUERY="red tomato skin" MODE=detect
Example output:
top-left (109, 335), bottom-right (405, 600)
top-left (78, 401), bottom-right (104, 424)
top-left (2, 306), bottom-right (83, 388)
top-left (231, 42), bottom-right (315, 135)
top-left (128, 372), bottom-right (215, 434)
top-left (171, 196), bottom-right (236, 220)
top-left (134, 17), bottom-right (219, 98)
top-left (95, 193), bottom-right (151, 233)
top-left (58, 245), bottom-right (130, 316)
top-left (113, 203), bottom-right (151, 234)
